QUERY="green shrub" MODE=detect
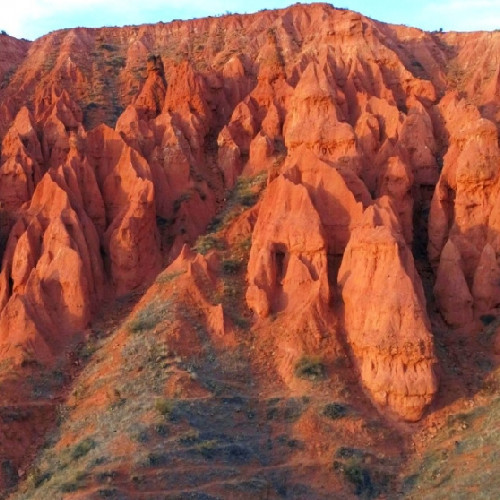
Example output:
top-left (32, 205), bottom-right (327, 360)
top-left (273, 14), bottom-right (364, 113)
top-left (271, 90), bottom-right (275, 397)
top-left (60, 482), bottom-right (80, 493)
top-left (100, 43), bottom-right (116, 51)
top-left (294, 356), bottom-right (326, 381)
top-left (98, 488), bottom-right (120, 498)
top-left (344, 463), bottom-right (374, 496)
top-left (195, 234), bottom-right (224, 255)
top-left (336, 447), bottom-right (365, 460)
top-left (179, 430), bottom-right (199, 445)
top-left (128, 310), bottom-right (157, 332)
top-left (198, 440), bottom-right (218, 459)
top-left (71, 438), bottom-right (96, 460)
top-left (155, 398), bottom-right (174, 417)
top-left (26, 467), bottom-right (52, 489)
top-left (155, 423), bottom-right (169, 436)
top-left (323, 402), bottom-right (349, 420)
top-left (222, 258), bottom-right (241, 274)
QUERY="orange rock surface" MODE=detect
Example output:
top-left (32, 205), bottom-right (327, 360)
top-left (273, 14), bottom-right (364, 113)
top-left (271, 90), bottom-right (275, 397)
top-left (0, 2), bottom-right (499, 496)
top-left (338, 199), bottom-right (438, 421)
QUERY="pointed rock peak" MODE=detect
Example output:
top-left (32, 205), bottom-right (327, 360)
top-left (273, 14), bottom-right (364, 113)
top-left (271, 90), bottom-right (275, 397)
top-left (146, 54), bottom-right (166, 80)
top-left (434, 238), bottom-right (474, 328)
top-left (164, 60), bottom-right (209, 112)
top-left (257, 28), bottom-right (286, 82)
top-left (116, 104), bottom-right (139, 126)
top-left (87, 122), bottom-right (123, 149)
top-left (358, 196), bottom-right (402, 234)
top-left (29, 172), bottom-right (71, 217)
top-left (384, 156), bottom-right (413, 182)
top-left (133, 54), bottom-right (168, 120)
top-left (2, 105), bottom-right (42, 163)
top-left (295, 59), bottom-right (336, 99)
top-left (12, 106), bottom-right (36, 132)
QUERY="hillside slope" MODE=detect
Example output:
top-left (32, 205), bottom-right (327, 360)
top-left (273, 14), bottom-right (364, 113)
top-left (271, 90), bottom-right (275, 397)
top-left (0, 3), bottom-right (499, 498)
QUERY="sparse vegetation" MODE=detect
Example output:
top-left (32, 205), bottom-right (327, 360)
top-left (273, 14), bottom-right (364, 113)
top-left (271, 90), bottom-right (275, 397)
top-left (71, 438), bottom-right (96, 460)
top-left (323, 402), bottom-right (349, 420)
top-left (294, 356), bottom-right (326, 381)
top-left (205, 172), bottom-right (267, 235)
top-left (26, 467), bottom-right (52, 489)
top-left (155, 269), bottom-right (186, 284)
top-left (222, 258), bottom-right (241, 275)
top-left (127, 300), bottom-right (169, 332)
top-left (194, 234), bottom-right (225, 255)
top-left (154, 398), bottom-right (175, 417)
top-left (403, 368), bottom-right (500, 498)
top-left (343, 463), bottom-right (374, 497)
top-left (106, 56), bottom-right (126, 69)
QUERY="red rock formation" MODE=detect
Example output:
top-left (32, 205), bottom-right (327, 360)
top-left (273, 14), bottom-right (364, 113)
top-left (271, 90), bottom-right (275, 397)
top-left (377, 156), bottom-right (414, 244)
top-left (0, 173), bottom-right (103, 365)
top-left (472, 243), bottom-right (500, 317)
top-left (283, 58), bottom-right (357, 165)
top-left (134, 54), bottom-right (167, 119)
top-left (1, 6), bottom-right (500, 487)
top-left (86, 124), bottom-right (162, 292)
top-left (0, 107), bottom-right (43, 210)
top-left (0, 33), bottom-right (29, 81)
top-left (284, 146), bottom-right (368, 256)
top-left (338, 199), bottom-right (438, 421)
top-left (246, 174), bottom-right (329, 319)
top-left (428, 92), bottom-right (500, 326)
top-left (217, 29), bottom-right (292, 187)
top-left (434, 239), bottom-right (474, 328)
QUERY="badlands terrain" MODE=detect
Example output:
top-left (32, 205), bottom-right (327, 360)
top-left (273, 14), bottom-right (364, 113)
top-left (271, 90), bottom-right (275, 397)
top-left (0, 2), bottom-right (499, 498)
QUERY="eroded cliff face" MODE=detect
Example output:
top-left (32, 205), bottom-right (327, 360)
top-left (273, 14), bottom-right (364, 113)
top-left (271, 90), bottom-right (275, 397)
top-left (338, 199), bottom-right (438, 421)
top-left (0, 3), bottom-right (499, 495)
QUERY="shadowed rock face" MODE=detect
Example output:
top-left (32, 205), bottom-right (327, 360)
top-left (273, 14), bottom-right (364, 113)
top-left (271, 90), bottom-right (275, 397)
top-left (135, 54), bottom-right (167, 119)
top-left (0, 2), bottom-right (499, 492)
top-left (428, 93), bottom-right (500, 328)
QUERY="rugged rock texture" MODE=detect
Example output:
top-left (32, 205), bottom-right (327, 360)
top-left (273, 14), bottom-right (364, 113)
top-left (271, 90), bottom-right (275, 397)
top-left (0, 2), bottom-right (499, 496)
top-left (0, 33), bottom-right (29, 86)
top-left (429, 92), bottom-right (500, 327)
top-left (246, 174), bottom-right (329, 318)
top-left (134, 54), bottom-right (167, 119)
top-left (338, 199), bottom-right (438, 421)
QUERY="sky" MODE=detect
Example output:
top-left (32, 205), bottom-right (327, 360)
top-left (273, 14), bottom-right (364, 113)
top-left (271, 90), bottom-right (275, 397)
top-left (2, 0), bottom-right (500, 41)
